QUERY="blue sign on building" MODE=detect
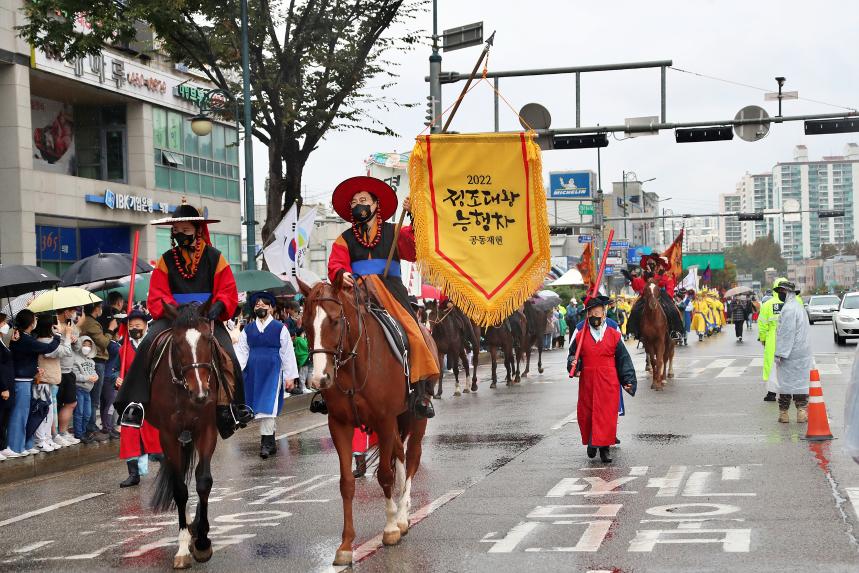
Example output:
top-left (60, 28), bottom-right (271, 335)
top-left (548, 171), bottom-right (592, 199)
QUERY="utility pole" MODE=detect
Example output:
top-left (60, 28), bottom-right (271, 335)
top-left (429, 0), bottom-right (442, 133)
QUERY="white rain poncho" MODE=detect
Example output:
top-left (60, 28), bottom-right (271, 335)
top-left (773, 295), bottom-right (813, 395)
top-left (845, 346), bottom-right (859, 462)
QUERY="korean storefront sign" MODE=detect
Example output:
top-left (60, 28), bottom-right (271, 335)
top-left (32, 48), bottom-right (201, 114)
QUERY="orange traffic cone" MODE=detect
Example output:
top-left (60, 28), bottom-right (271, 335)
top-left (805, 369), bottom-right (833, 441)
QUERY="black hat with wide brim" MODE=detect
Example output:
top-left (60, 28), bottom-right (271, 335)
top-left (151, 200), bottom-right (220, 225)
top-left (584, 295), bottom-right (612, 311)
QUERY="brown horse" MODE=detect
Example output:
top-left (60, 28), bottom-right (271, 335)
top-left (484, 314), bottom-right (523, 388)
top-left (147, 302), bottom-right (220, 569)
top-left (427, 301), bottom-right (478, 397)
top-left (300, 277), bottom-right (432, 567)
top-left (638, 280), bottom-right (675, 390)
top-left (521, 300), bottom-right (549, 376)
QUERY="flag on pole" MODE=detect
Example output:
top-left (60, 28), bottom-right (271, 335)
top-left (661, 229), bottom-right (684, 280)
top-left (576, 241), bottom-right (596, 288)
top-left (262, 205), bottom-right (317, 288)
top-left (701, 263), bottom-right (712, 284)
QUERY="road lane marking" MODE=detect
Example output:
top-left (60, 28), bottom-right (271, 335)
top-left (322, 488), bottom-right (467, 572)
top-left (551, 411), bottom-right (578, 430)
top-left (0, 493), bottom-right (104, 528)
top-left (275, 421), bottom-right (328, 441)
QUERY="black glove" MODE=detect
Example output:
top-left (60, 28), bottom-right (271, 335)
top-left (207, 300), bottom-right (226, 321)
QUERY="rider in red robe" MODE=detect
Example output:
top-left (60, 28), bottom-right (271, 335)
top-left (567, 296), bottom-right (637, 463)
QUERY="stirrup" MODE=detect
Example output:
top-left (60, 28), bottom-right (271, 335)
top-left (120, 402), bottom-right (144, 429)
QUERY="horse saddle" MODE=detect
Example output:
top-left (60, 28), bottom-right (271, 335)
top-left (367, 303), bottom-right (410, 370)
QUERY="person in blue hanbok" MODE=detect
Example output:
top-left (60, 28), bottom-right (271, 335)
top-left (234, 292), bottom-right (299, 459)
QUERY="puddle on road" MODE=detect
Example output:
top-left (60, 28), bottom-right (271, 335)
top-left (633, 433), bottom-right (691, 444)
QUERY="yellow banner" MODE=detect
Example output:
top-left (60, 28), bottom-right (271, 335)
top-left (409, 132), bottom-right (551, 327)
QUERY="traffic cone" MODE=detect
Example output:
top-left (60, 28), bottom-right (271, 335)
top-left (805, 369), bottom-right (833, 441)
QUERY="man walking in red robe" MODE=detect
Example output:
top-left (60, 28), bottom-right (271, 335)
top-left (568, 295), bottom-right (637, 463)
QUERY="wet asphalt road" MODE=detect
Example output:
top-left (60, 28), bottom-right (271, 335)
top-left (2, 322), bottom-right (859, 572)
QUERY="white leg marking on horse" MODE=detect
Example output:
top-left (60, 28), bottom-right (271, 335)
top-left (310, 307), bottom-right (328, 387)
top-left (176, 527), bottom-right (191, 557)
top-left (184, 329), bottom-right (205, 400)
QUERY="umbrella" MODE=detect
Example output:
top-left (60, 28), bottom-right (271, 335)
top-left (234, 270), bottom-right (288, 293)
top-left (421, 284), bottom-right (444, 300)
top-left (93, 274), bottom-right (151, 303)
top-left (61, 253), bottom-right (153, 286)
top-left (724, 286), bottom-right (753, 298)
top-left (28, 287), bottom-right (102, 313)
top-left (0, 265), bottom-right (60, 299)
top-left (550, 268), bottom-right (585, 286)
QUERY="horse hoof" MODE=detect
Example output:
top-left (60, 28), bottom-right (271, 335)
top-left (398, 519), bottom-right (410, 535)
top-left (382, 529), bottom-right (401, 546)
top-left (173, 555), bottom-right (193, 570)
top-left (191, 542), bottom-right (213, 563)
top-left (333, 550), bottom-right (353, 566)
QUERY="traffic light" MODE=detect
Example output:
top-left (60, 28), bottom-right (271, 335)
top-left (675, 127), bottom-right (734, 143)
top-left (737, 212), bottom-right (764, 221)
top-left (805, 119), bottom-right (859, 135)
top-left (552, 134), bottom-right (609, 149)
top-left (818, 209), bottom-right (846, 218)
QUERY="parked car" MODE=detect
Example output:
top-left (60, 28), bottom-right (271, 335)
top-left (833, 292), bottom-right (859, 345)
top-left (806, 295), bottom-right (841, 323)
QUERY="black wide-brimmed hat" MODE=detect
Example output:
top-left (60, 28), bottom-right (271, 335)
top-left (584, 295), bottom-right (611, 311)
top-left (151, 198), bottom-right (220, 225)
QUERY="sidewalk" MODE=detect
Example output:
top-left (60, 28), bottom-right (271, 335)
top-left (0, 392), bottom-right (314, 486)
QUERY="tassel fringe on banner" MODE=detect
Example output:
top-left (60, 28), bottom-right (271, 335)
top-left (409, 132), bottom-right (551, 328)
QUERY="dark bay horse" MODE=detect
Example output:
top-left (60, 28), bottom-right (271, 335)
top-left (521, 300), bottom-right (549, 377)
top-left (301, 277), bottom-right (432, 567)
top-left (427, 301), bottom-right (479, 397)
top-left (147, 303), bottom-right (221, 569)
top-left (639, 280), bottom-right (675, 390)
top-left (484, 312), bottom-right (525, 388)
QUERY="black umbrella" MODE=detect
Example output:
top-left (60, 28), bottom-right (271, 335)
top-left (61, 253), bottom-right (153, 287)
top-left (0, 265), bottom-right (60, 299)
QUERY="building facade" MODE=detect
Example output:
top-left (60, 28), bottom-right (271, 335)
top-left (719, 192), bottom-right (742, 248)
top-left (0, 3), bottom-right (243, 275)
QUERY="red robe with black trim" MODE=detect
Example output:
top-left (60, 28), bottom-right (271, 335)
top-left (147, 244), bottom-right (238, 321)
top-left (118, 341), bottom-right (162, 459)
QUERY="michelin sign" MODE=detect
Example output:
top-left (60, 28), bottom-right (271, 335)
top-left (548, 170), bottom-right (594, 199)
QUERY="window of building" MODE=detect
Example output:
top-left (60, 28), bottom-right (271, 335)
top-left (74, 105), bottom-right (127, 183)
top-left (211, 233), bottom-right (242, 273)
top-left (153, 106), bottom-right (239, 202)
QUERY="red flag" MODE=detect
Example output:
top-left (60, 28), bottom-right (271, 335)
top-left (661, 229), bottom-right (684, 280)
top-left (576, 241), bottom-right (596, 288)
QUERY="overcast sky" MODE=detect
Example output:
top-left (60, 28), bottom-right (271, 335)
top-left (250, 0), bottom-right (859, 216)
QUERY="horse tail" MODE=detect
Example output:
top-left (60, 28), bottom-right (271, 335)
top-left (150, 442), bottom-right (196, 512)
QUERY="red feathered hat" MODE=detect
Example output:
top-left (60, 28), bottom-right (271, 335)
top-left (332, 176), bottom-right (398, 222)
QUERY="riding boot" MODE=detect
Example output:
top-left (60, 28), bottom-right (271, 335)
top-left (410, 380), bottom-right (435, 419)
top-left (120, 460), bottom-right (140, 488)
top-left (598, 447), bottom-right (612, 463)
top-left (353, 454), bottom-right (367, 478)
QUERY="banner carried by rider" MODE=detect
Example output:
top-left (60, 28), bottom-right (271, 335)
top-left (409, 132), bottom-right (551, 327)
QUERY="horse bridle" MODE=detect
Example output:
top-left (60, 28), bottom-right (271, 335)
top-left (166, 331), bottom-right (217, 394)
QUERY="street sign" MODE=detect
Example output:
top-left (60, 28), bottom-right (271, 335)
top-left (734, 105), bottom-right (770, 142)
top-left (606, 257), bottom-right (623, 265)
top-left (519, 103), bottom-right (552, 130)
top-left (442, 22), bottom-right (483, 52)
top-left (578, 235), bottom-right (592, 243)
top-left (578, 203), bottom-right (594, 216)
top-left (549, 170), bottom-right (593, 199)
top-left (611, 240), bottom-right (629, 248)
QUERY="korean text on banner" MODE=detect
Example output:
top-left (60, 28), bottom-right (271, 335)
top-left (409, 132), bottom-right (551, 327)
